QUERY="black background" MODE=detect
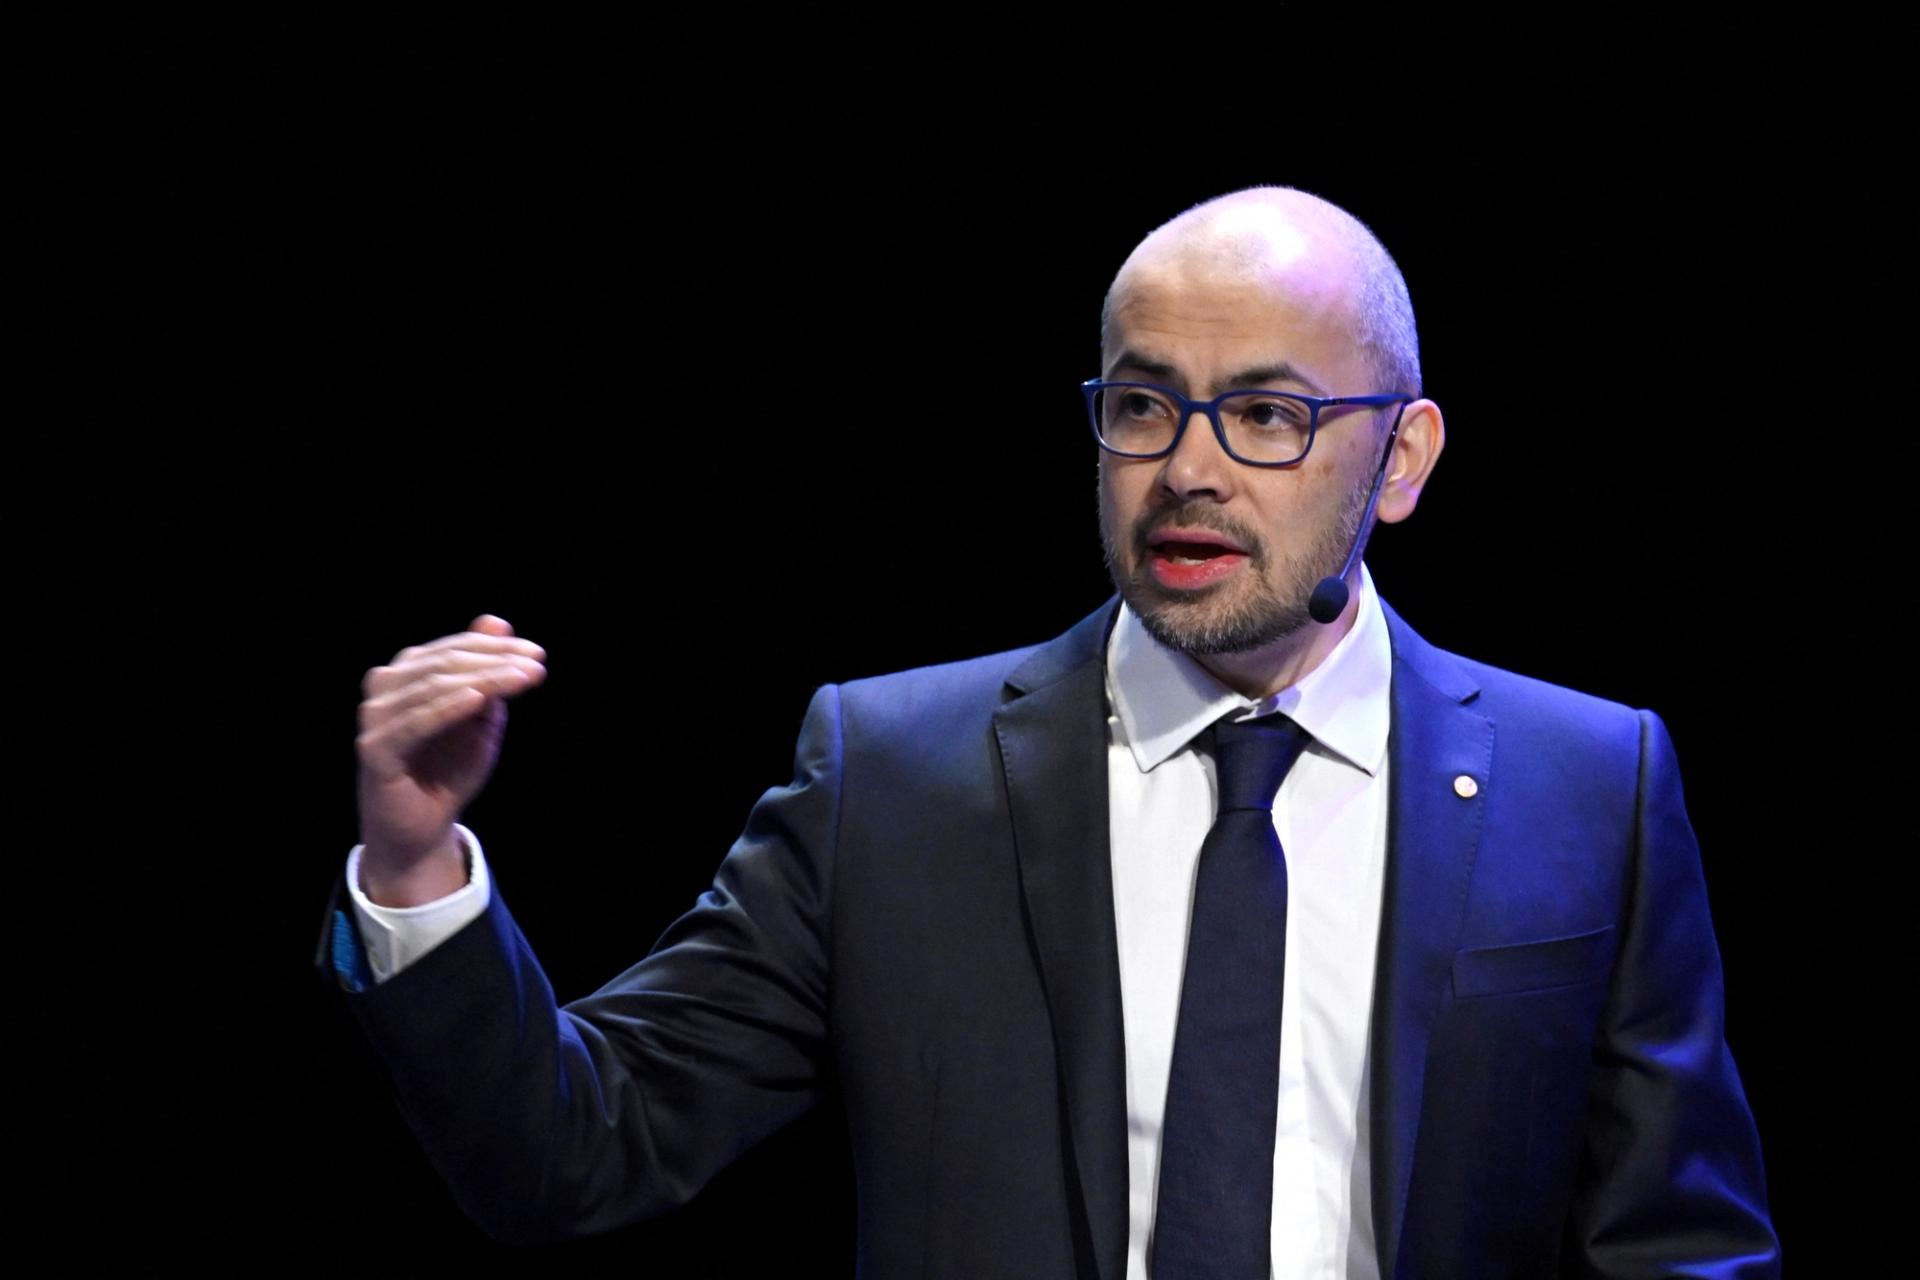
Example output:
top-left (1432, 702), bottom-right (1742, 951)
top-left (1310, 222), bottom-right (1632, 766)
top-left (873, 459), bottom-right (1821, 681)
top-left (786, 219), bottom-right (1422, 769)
top-left (23, 13), bottom-right (1896, 1274)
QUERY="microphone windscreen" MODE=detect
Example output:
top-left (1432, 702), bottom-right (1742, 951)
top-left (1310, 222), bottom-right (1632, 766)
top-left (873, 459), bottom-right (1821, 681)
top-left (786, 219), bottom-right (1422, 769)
top-left (1308, 577), bottom-right (1349, 624)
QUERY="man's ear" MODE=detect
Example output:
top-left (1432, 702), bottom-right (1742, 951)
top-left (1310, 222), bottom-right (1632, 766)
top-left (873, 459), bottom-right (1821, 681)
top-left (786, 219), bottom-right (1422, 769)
top-left (1375, 399), bottom-right (1444, 525)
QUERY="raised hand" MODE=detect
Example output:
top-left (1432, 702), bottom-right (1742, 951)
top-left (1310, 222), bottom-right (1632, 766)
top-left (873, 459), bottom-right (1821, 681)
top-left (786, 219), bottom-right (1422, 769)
top-left (355, 614), bottom-right (547, 906)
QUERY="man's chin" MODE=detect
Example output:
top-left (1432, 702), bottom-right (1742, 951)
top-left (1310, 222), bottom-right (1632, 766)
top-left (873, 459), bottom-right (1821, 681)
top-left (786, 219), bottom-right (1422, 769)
top-left (1123, 580), bottom-right (1310, 657)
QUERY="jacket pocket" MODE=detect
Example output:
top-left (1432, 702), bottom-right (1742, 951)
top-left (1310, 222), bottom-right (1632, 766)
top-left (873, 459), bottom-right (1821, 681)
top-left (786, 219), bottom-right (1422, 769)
top-left (1450, 925), bottom-right (1615, 999)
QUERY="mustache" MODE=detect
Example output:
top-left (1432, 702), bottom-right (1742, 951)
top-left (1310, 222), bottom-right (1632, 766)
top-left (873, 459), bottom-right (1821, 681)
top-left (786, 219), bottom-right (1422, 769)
top-left (1132, 503), bottom-right (1268, 563)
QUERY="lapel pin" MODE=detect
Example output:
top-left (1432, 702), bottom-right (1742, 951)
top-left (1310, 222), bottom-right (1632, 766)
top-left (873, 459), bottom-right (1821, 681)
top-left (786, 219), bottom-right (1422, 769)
top-left (1453, 775), bottom-right (1479, 799)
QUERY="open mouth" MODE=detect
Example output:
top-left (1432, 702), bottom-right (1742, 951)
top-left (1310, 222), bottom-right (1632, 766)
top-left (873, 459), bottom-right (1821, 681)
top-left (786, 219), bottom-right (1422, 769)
top-left (1153, 540), bottom-right (1242, 565)
top-left (1143, 529), bottom-right (1252, 589)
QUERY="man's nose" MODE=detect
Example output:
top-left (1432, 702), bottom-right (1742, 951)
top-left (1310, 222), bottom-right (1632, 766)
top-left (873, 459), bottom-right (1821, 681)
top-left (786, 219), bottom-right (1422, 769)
top-left (1159, 406), bottom-right (1236, 499)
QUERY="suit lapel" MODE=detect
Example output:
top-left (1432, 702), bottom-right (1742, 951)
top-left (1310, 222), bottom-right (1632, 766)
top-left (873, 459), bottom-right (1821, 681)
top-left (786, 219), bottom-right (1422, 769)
top-left (992, 600), bottom-right (1129, 1280)
top-left (1368, 601), bottom-right (1494, 1278)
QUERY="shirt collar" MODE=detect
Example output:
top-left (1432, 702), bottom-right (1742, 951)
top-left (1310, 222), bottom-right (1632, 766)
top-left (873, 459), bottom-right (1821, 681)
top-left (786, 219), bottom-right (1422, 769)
top-left (1105, 563), bottom-right (1392, 777)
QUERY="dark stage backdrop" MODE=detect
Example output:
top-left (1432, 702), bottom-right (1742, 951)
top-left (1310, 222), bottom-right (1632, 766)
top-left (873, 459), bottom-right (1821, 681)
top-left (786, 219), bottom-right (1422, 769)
top-left (25, 13), bottom-right (1893, 1275)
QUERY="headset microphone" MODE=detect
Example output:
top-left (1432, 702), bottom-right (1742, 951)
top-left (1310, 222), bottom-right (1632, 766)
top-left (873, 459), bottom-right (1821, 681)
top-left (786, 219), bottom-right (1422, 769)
top-left (1308, 418), bottom-right (1401, 625)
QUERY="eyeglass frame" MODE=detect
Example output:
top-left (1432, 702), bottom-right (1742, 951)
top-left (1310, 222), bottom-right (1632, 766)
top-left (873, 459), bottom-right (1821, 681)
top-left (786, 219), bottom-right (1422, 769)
top-left (1081, 378), bottom-right (1413, 469)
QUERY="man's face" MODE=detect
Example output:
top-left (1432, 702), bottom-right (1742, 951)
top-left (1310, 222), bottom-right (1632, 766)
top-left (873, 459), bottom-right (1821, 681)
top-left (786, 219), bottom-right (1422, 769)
top-left (1097, 251), bottom-right (1385, 657)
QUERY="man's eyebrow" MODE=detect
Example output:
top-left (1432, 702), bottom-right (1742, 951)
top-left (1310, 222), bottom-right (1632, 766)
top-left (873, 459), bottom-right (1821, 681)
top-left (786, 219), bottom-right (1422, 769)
top-left (1105, 350), bottom-right (1328, 397)
top-left (1220, 363), bottom-right (1327, 397)
top-left (1107, 350), bottom-right (1182, 382)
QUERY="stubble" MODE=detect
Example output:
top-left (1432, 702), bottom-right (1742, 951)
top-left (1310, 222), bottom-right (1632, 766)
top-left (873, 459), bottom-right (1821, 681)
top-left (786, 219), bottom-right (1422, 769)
top-left (1099, 467), bottom-right (1375, 656)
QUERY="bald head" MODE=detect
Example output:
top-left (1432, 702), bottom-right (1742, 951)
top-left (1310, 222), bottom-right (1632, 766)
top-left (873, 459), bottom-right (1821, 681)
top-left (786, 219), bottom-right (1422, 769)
top-left (1102, 187), bottom-right (1421, 397)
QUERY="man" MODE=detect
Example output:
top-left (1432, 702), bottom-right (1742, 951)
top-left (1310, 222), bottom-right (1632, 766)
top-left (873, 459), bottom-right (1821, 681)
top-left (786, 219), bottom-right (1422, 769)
top-left (325, 187), bottom-right (1779, 1277)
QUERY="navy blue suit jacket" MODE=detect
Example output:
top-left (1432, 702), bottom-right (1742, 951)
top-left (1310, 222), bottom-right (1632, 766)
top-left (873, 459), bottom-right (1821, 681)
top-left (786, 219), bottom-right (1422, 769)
top-left (325, 598), bottom-right (1778, 1277)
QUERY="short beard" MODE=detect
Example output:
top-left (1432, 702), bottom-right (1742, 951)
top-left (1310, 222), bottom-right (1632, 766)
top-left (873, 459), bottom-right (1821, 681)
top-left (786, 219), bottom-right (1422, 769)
top-left (1100, 471), bottom-right (1375, 657)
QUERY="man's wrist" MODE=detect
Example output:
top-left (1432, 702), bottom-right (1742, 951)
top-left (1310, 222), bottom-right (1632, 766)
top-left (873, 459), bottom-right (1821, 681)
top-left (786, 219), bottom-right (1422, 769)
top-left (358, 832), bottom-right (470, 907)
top-left (346, 826), bottom-right (491, 984)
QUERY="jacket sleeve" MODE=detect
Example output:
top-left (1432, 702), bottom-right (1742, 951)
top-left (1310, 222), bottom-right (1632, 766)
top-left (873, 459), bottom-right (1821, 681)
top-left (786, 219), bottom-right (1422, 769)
top-left (321, 683), bottom-right (844, 1244)
top-left (1560, 710), bottom-right (1780, 1278)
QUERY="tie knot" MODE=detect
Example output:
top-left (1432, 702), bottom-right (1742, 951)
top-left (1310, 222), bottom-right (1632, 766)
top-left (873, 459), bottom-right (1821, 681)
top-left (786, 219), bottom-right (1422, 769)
top-left (1211, 713), bottom-right (1308, 812)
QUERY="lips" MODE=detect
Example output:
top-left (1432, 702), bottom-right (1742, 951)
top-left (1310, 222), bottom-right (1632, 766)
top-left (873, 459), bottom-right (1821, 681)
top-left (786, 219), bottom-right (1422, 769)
top-left (1147, 527), bottom-right (1248, 555)
top-left (1144, 526), bottom-right (1252, 590)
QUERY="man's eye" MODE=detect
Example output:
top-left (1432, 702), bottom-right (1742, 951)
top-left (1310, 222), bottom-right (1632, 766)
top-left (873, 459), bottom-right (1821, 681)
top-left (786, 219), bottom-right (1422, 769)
top-left (1239, 399), bottom-right (1309, 430)
top-left (1118, 391), bottom-right (1170, 419)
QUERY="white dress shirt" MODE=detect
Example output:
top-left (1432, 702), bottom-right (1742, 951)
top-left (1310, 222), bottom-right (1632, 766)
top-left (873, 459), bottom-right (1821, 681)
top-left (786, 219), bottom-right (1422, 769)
top-left (348, 565), bottom-right (1393, 1278)
top-left (1106, 565), bottom-right (1390, 1280)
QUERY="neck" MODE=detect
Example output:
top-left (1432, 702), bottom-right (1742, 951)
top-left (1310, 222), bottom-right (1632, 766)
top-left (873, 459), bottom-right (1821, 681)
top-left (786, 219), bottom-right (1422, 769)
top-left (1191, 575), bottom-right (1363, 699)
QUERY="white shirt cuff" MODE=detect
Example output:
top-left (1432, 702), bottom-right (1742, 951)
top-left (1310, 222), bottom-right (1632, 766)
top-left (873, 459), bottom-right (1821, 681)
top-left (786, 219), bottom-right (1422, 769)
top-left (345, 824), bottom-right (492, 985)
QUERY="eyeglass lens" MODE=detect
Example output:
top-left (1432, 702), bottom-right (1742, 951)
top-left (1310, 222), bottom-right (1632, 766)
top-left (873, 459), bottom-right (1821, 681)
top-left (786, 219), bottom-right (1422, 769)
top-left (1094, 385), bottom-right (1312, 463)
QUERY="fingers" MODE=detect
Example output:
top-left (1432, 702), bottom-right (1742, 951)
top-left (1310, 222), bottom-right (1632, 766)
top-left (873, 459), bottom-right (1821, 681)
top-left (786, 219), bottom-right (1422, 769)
top-left (362, 657), bottom-right (545, 722)
top-left (389, 629), bottom-right (545, 667)
top-left (364, 647), bottom-right (546, 697)
top-left (363, 624), bottom-right (546, 697)
top-left (357, 682), bottom-right (491, 777)
top-left (357, 617), bottom-right (549, 777)
top-left (389, 625), bottom-right (541, 667)
top-left (356, 663), bottom-right (541, 777)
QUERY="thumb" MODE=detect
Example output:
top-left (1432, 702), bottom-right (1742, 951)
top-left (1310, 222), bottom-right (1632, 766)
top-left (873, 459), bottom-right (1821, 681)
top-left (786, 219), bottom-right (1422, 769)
top-left (469, 613), bottom-right (514, 637)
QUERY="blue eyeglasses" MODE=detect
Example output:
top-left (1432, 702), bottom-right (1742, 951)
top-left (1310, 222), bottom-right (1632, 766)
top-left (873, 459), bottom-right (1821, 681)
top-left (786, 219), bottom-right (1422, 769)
top-left (1083, 379), bottom-right (1412, 468)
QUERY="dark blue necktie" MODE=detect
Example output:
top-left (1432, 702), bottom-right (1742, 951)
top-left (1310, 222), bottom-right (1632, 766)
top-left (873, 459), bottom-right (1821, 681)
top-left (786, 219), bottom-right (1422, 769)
top-left (1151, 712), bottom-right (1309, 1280)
